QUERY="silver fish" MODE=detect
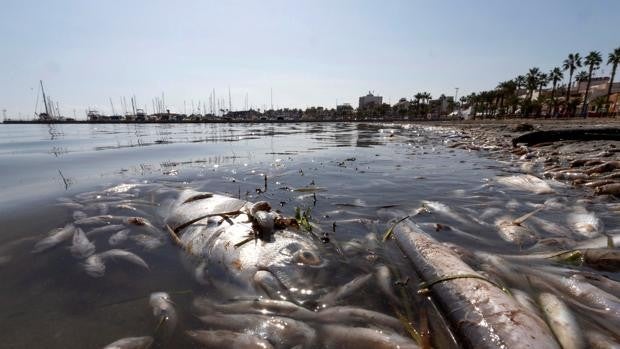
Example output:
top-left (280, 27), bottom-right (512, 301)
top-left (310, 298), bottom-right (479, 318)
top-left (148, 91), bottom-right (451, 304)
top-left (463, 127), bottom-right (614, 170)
top-left (495, 217), bottom-right (538, 247)
top-left (83, 249), bottom-right (149, 277)
top-left (85, 224), bottom-right (127, 237)
top-left (32, 224), bottom-right (76, 253)
top-left (108, 229), bottom-right (131, 246)
top-left (102, 336), bottom-right (153, 349)
top-left (567, 209), bottom-right (603, 238)
top-left (130, 234), bottom-right (163, 250)
top-left (496, 174), bottom-right (555, 194)
top-left (511, 288), bottom-right (542, 317)
top-left (317, 274), bottom-right (372, 306)
top-left (186, 329), bottom-right (274, 349)
top-left (70, 228), bottom-right (95, 259)
top-left (149, 292), bottom-right (177, 342)
top-left (314, 306), bottom-right (403, 332)
top-left (193, 297), bottom-right (316, 320)
top-left (585, 330), bottom-right (620, 349)
top-left (539, 292), bottom-right (585, 349)
top-left (198, 313), bottom-right (316, 349)
top-left (374, 264), bottom-right (401, 305)
top-left (419, 200), bottom-right (472, 226)
top-left (393, 220), bottom-right (560, 349)
top-left (165, 190), bottom-right (335, 303)
top-left (319, 325), bottom-right (419, 349)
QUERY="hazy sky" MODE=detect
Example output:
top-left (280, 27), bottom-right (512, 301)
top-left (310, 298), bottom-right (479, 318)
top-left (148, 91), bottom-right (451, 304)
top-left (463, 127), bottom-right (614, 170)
top-left (2, 0), bottom-right (619, 118)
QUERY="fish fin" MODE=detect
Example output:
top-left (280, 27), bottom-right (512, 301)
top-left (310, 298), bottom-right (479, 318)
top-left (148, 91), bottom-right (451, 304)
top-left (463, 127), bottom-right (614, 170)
top-left (512, 206), bottom-right (544, 225)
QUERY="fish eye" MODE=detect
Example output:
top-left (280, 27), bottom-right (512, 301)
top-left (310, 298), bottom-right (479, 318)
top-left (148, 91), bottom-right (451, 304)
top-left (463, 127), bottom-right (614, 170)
top-left (294, 249), bottom-right (321, 266)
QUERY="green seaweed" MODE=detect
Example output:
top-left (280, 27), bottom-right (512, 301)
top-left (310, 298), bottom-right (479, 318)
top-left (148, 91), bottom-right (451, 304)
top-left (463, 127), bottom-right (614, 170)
top-left (382, 216), bottom-right (410, 242)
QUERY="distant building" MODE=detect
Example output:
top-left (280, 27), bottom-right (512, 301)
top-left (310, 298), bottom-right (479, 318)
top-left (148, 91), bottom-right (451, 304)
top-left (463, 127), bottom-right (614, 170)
top-left (358, 92), bottom-right (383, 109)
top-left (336, 103), bottom-right (354, 118)
top-left (394, 98), bottom-right (411, 111)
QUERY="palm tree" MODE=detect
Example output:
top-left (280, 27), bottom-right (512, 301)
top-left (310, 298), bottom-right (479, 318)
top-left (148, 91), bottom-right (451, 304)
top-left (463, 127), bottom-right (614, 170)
top-left (537, 73), bottom-right (549, 95)
top-left (421, 92), bottom-right (432, 105)
top-left (607, 47), bottom-right (620, 102)
top-left (549, 67), bottom-right (564, 116)
top-left (582, 51), bottom-right (603, 116)
top-left (562, 53), bottom-right (582, 114)
top-left (414, 93), bottom-right (423, 115)
top-left (496, 80), bottom-right (516, 115)
top-left (515, 75), bottom-right (526, 91)
top-left (575, 70), bottom-right (589, 82)
top-left (468, 93), bottom-right (478, 118)
top-left (526, 67), bottom-right (541, 102)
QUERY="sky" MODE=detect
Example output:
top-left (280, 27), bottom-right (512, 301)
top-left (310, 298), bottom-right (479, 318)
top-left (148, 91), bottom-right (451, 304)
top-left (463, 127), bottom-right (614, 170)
top-left (1, 0), bottom-right (619, 119)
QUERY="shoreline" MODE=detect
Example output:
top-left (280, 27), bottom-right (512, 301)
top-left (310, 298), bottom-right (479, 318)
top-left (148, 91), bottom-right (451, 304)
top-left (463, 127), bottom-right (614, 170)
top-left (3, 116), bottom-right (619, 125)
top-left (446, 120), bottom-right (620, 198)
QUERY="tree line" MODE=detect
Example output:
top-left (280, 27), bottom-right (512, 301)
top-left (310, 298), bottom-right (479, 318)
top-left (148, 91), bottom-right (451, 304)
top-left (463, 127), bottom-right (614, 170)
top-left (464, 47), bottom-right (620, 118)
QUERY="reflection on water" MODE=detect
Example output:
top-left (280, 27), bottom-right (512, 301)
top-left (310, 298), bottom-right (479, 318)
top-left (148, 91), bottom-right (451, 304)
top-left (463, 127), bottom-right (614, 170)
top-left (0, 123), bottom-right (618, 348)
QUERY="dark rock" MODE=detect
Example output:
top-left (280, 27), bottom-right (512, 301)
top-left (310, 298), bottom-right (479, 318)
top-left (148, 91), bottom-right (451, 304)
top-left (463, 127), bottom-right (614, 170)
top-left (513, 123), bottom-right (535, 132)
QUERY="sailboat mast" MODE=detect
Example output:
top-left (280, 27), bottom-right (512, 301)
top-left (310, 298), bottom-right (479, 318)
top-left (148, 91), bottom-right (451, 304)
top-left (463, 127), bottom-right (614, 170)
top-left (40, 80), bottom-right (50, 116)
top-left (109, 97), bottom-right (116, 115)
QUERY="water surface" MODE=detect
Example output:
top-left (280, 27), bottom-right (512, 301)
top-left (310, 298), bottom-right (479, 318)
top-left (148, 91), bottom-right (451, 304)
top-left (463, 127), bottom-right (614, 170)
top-left (0, 123), bottom-right (617, 348)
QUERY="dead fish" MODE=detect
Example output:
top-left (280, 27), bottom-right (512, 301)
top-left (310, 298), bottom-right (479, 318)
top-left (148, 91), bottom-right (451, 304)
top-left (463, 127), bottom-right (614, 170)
top-left (529, 216), bottom-right (574, 238)
top-left (85, 224), bottom-right (127, 237)
top-left (198, 313), bottom-right (316, 349)
top-left (417, 222), bottom-right (493, 245)
top-left (520, 162), bottom-right (536, 174)
top-left (419, 200), bottom-right (471, 226)
top-left (584, 179), bottom-right (617, 188)
top-left (582, 249), bottom-right (620, 271)
top-left (193, 297), bottom-right (316, 320)
top-left (584, 161), bottom-right (620, 175)
top-left (595, 183), bottom-right (620, 196)
top-left (186, 330), bottom-right (274, 349)
top-left (375, 264), bottom-right (401, 305)
top-left (56, 202), bottom-right (85, 211)
top-left (108, 229), bottom-right (131, 246)
top-left (495, 214), bottom-right (538, 247)
top-left (574, 273), bottom-right (620, 296)
top-left (511, 288), bottom-right (542, 317)
top-left (319, 325), bottom-right (419, 349)
top-left (32, 224), bottom-right (76, 253)
top-left (395, 222), bottom-right (560, 349)
top-left (575, 234), bottom-right (620, 249)
top-left (530, 272), bottom-right (620, 335)
top-left (73, 211), bottom-right (88, 220)
top-left (595, 172), bottom-right (620, 180)
top-left (567, 209), bottom-right (602, 238)
top-left (130, 234), bottom-right (164, 250)
top-left (317, 274), bottom-right (372, 306)
top-left (83, 249), bottom-right (149, 277)
top-left (584, 330), bottom-right (620, 349)
top-left (496, 174), bottom-right (554, 194)
top-left (314, 306), bottom-right (403, 332)
top-left (70, 228), bottom-right (95, 259)
top-left (102, 336), bottom-right (153, 349)
top-left (539, 292), bottom-right (585, 349)
top-left (75, 215), bottom-right (121, 226)
top-left (480, 207), bottom-right (503, 221)
top-left (149, 292), bottom-right (177, 342)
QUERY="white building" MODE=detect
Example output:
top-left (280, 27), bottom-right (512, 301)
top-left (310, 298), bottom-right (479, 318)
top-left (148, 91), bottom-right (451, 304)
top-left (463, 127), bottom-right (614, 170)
top-left (358, 92), bottom-right (383, 109)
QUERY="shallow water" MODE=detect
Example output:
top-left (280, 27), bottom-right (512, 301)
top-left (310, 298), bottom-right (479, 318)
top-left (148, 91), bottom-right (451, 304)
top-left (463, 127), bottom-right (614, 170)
top-left (0, 123), bottom-right (618, 348)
